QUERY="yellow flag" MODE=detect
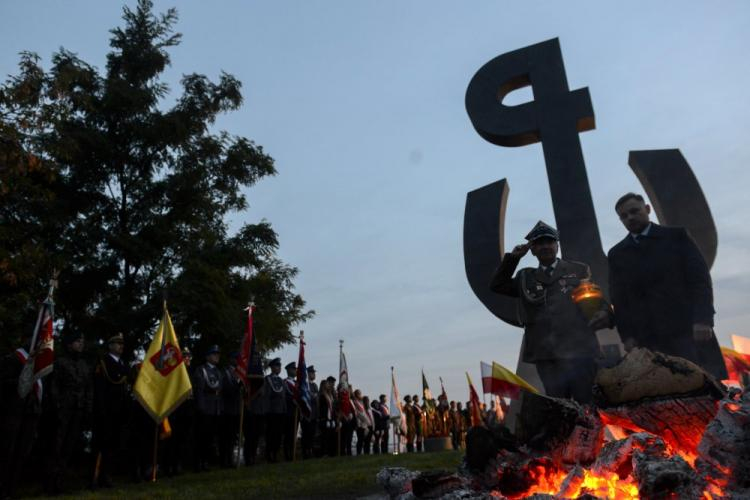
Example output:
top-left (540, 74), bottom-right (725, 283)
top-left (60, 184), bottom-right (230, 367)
top-left (134, 305), bottom-right (192, 422)
top-left (491, 361), bottom-right (539, 399)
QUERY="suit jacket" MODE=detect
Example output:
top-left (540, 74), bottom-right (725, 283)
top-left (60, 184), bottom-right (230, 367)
top-left (490, 255), bottom-right (601, 363)
top-left (608, 223), bottom-right (726, 378)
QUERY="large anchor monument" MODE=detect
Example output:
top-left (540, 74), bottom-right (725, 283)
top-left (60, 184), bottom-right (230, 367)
top-left (463, 38), bottom-right (717, 394)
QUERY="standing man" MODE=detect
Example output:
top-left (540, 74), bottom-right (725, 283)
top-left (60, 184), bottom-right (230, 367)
top-left (262, 358), bottom-right (286, 462)
top-left (300, 365), bottom-right (319, 458)
top-left (220, 353), bottom-right (242, 468)
top-left (377, 394), bottom-right (390, 454)
top-left (192, 345), bottom-right (223, 471)
top-left (607, 193), bottom-right (727, 379)
top-left (45, 332), bottom-right (93, 494)
top-left (92, 333), bottom-right (130, 488)
top-left (403, 395), bottom-right (415, 452)
top-left (490, 221), bottom-right (608, 403)
top-left (412, 395), bottom-right (424, 452)
top-left (449, 401), bottom-right (462, 450)
top-left (282, 361), bottom-right (298, 461)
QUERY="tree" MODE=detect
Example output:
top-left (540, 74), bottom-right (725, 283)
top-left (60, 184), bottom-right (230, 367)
top-left (0, 0), bottom-right (312, 356)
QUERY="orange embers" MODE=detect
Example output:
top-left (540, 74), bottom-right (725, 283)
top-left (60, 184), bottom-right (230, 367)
top-left (570, 280), bottom-right (604, 320)
top-left (570, 470), bottom-right (639, 499)
top-left (500, 466), bottom-right (639, 499)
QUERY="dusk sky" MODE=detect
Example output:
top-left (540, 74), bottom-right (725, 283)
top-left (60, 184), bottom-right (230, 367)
top-left (3, 1), bottom-right (748, 402)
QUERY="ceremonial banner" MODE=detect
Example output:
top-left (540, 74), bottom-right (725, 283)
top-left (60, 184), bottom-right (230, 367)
top-left (486, 361), bottom-right (539, 400)
top-left (422, 369), bottom-right (435, 410)
top-left (236, 305), bottom-right (264, 400)
top-left (134, 304), bottom-right (192, 422)
top-left (338, 341), bottom-right (352, 415)
top-left (439, 376), bottom-right (448, 401)
top-left (466, 372), bottom-right (484, 427)
top-left (480, 361), bottom-right (493, 394)
top-left (17, 279), bottom-right (57, 401)
top-left (390, 367), bottom-right (407, 434)
top-left (295, 333), bottom-right (312, 417)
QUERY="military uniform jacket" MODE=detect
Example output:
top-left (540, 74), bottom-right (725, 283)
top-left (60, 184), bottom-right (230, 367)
top-left (608, 224), bottom-right (726, 378)
top-left (51, 354), bottom-right (92, 416)
top-left (193, 363), bottom-right (223, 416)
top-left (306, 381), bottom-right (319, 421)
top-left (262, 373), bottom-right (286, 415)
top-left (490, 255), bottom-right (601, 363)
top-left (94, 354), bottom-right (130, 418)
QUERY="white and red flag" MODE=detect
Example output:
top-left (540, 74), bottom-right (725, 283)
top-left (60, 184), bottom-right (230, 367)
top-left (235, 304), bottom-right (255, 387)
top-left (17, 276), bottom-right (58, 400)
top-left (338, 340), bottom-right (352, 416)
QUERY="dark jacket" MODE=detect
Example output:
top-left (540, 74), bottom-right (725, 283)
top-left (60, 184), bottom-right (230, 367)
top-left (491, 255), bottom-right (601, 362)
top-left (51, 353), bottom-right (93, 417)
top-left (93, 354), bottom-right (130, 418)
top-left (608, 223), bottom-right (726, 378)
top-left (193, 363), bottom-right (223, 416)
top-left (262, 374), bottom-right (286, 415)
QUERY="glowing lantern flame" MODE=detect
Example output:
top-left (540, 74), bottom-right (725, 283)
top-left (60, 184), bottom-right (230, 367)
top-left (571, 280), bottom-right (605, 321)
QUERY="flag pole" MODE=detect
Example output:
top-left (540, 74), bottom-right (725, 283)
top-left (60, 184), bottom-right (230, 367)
top-left (337, 339), bottom-right (343, 457)
top-left (28, 272), bottom-right (58, 353)
top-left (151, 422), bottom-right (159, 482)
top-left (237, 386), bottom-right (245, 469)
top-left (292, 406), bottom-right (299, 462)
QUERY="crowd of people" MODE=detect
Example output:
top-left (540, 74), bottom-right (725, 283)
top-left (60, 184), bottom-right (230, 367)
top-left (0, 333), bottom-right (492, 498)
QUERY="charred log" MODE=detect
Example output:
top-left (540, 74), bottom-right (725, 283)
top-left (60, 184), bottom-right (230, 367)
top-left (514, 391), bottom-right (604, 465)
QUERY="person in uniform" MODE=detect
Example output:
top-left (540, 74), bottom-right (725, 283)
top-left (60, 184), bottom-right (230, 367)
top-left (282, 361), bottom-right (298, 461)
top-left (0, 348), bottom-right (45, 497)
top-left (262, 358), bottom-right (286, 462)
top-left (44, 332), bottom-right (93, 494)
top-left (403, 395), bottom-right (415, 452)
top-left (412, 395), bottom-right (424, 452)
top-left (606, 193), bottom-right (727, 379)
top-left (220, 352), bottom-right (242, 468)
top-left (192, 345), bottom-right (223, 470)
top-left (490, 221), bottom-right (609, 403)
top-left (300, 365), bottom-right (318, 459)
top-left (317, 378), bottom-right (337, 456)
top-left (92, 333), bottom-right (130, 488)
top-left (377, 394), bottom-right (390, 454)
top-left (164, 346), bottom-right (194, 475)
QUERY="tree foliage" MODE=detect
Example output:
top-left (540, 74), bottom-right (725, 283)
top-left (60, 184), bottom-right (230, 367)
top-left (0, 0), bottom-right (312, 356)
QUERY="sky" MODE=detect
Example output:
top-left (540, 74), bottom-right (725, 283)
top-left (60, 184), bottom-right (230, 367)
top-left (2, 1), bottom-right (749, 403)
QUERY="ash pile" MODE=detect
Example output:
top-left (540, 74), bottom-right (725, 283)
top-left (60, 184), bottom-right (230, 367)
top-left (377, 349), bottom-right (750, 499)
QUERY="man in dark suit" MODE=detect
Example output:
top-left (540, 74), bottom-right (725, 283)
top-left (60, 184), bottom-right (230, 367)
top-left (607, 193), bottom-right (727, 379)
top-left (491, 221), bottom-right (608, 403)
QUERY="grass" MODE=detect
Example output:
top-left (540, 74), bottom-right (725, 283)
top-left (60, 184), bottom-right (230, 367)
top-left (53, 450), bottom-right (463, 499)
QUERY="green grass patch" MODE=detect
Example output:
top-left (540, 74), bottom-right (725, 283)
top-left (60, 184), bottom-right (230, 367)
top-left (56, 451), bottom-right (463, 499)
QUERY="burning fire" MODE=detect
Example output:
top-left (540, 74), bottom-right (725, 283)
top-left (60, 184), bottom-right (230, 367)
top-left (490, 416), bottom-right (730, 499)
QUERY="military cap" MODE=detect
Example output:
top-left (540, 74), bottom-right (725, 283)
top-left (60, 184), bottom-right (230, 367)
top-left (107, 333), bottom-right (125, 344)
top-left (326, 375), bottom-right (336, 383)
top-left (307, 365), bottom-right (316, 372)
top-left (206, 344), bottom-right (220, 355)
top-left (525, 220), bottom-right (559, 242)
top-left (285, 361), bottom-right (297, 371)
top-left (268, 357), bottom-right (282, 367)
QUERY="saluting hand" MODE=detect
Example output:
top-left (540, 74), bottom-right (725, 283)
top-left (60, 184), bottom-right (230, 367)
top-left (510, 243), bottom-right (530, 258)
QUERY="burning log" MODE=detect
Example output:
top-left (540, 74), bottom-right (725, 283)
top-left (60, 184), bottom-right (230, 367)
top-left (696, 388), bottom-right (750, 496)
top-left (594, 348), bottom-right (725, 454)
top-left (514, 391), bottom-right (604, 465)
top-left (632, 451), bottom-right (701, 499)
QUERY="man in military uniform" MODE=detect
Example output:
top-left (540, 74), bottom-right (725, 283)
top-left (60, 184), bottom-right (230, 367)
top-left (164, 346), bottom-right (194, 475)
top-left (403, 395), bottom-right (415, 452)
top-left (92, 333), bottom-right (130, 488)
top-left (0, 347), bottom-right (46, 497)
top-left (490, 221), bottom-right (608, 403)
top-left (300, 365), bottom-right (319, 459)
top-left (282, 361), bottom-right (298, 461)
top-left (44, 332), bottom-right (93, 494)
top-left (262, 358), bottom-right (286, 462)
top-left (412, 395), bottom-right (424, 452)
top-left (192, 345), bottom-right (223, 470)
top-left (220, 352), bottom-right (242, 468)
